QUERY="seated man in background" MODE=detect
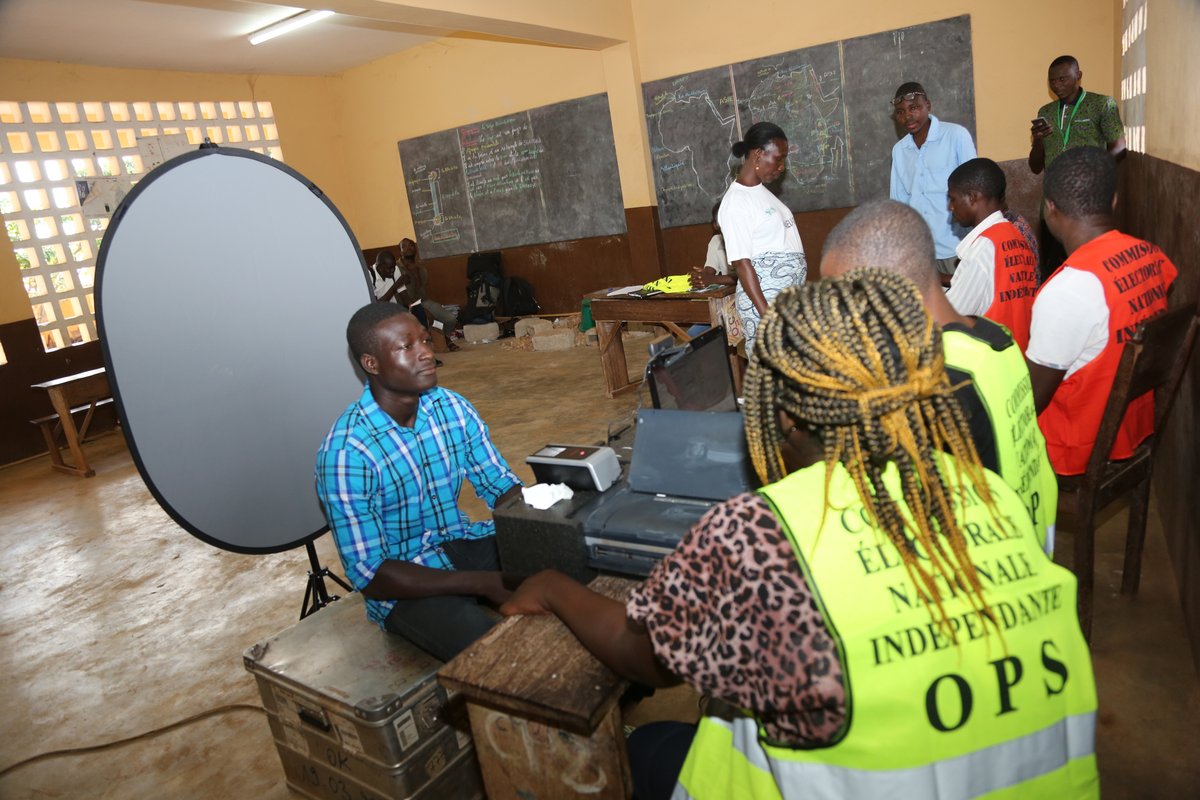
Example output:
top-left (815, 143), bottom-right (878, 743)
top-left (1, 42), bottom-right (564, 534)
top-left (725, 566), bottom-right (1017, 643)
top-left (315, 303), bottom-right (522, 660)
top-left (822, 199), bottom-right (1056, 551)
top-left (944, 158), bottom-right (1039, 350)
top-left (372, 250), bottom-right (403, 302)
top-left (1027, 147), bottom-right (1177, 476)
top-left (373, 250), bottom-right (445, 365)
top-left (400, 237), bottom-right (463, 350)
top-left (686, 201), bottom-right (736, 338)
top-left (689, 202), bottom-right (735, 290)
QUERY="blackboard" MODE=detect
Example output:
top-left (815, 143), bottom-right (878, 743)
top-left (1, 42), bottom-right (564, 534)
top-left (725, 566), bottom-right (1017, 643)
top-left (643, 15), bottom-right (976, 228)
top-left (398, 93), bottom-right (627, 258)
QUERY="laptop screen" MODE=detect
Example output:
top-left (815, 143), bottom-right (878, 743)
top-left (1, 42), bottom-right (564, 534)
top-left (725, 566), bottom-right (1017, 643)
top-left (629, 408), bottom-right (757, 501)
top-left (645, 326), bottom-right (737, 412)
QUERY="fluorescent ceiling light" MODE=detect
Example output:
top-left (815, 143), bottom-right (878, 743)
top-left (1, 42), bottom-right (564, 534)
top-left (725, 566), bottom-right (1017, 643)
top-left (248, 9), bottom-right (335, 46)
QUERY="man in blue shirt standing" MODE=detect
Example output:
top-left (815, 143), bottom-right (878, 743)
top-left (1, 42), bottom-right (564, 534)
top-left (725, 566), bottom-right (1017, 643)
top-left (316, 303), bottom-right (522, 660)
top-left (888, 82), bottom-right (977, 286)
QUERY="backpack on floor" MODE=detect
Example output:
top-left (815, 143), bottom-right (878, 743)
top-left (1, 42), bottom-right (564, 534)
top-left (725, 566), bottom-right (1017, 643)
top-left (498, 276), bottom-right (540, 317)
top-left (460, 272), bottom-right (501, 324)
top-left (459, 251), bottom-right (503, 324)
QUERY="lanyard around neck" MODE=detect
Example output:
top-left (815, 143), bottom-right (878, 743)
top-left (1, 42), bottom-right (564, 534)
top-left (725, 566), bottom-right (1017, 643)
top-left (1059, 90), bottom-right (1087, 148)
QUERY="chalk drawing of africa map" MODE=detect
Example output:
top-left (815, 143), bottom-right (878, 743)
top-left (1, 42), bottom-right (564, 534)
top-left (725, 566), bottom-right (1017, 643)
top-left (741, 59), bottom-right (849, 210)
top-left (644, 67), bottom-right (740, 229)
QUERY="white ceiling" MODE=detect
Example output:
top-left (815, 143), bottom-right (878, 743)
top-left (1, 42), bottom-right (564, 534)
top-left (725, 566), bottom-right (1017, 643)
top-left (0, 0), bottom-right (443, 76)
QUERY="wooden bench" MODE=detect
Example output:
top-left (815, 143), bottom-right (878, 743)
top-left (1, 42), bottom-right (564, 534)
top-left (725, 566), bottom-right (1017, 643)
top-left (439, 575), bottom-right (638, 799)
top-left (30, 367), bottom-right (113, 477)
top-left (30, 397), bottom-right (114, 446)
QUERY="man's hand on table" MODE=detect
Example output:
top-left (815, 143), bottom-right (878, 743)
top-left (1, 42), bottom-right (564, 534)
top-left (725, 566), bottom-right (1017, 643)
top-left (479, 570), bottom-right (515, 606)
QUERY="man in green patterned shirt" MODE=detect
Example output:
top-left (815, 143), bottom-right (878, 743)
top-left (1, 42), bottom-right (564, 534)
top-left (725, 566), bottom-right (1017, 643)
top-left (1029, 55), bottom-right (1125, 173)
top-left (1028, 55), bottom-right (1126, 278)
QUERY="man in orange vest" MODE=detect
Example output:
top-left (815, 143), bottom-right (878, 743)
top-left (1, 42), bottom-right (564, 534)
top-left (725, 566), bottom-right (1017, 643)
top-left (945, 158), bottom-right (1039, 349)
top-left (1026, 147), bottom-right (1178, 476)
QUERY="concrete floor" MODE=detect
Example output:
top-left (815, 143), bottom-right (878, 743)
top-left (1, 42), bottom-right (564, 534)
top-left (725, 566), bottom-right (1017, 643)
top-left (1, 336), bottom-right (1197, 798)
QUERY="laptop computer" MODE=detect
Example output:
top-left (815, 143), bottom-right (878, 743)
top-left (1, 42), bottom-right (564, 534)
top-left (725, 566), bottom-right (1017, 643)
top-left (645, 325), bottom-right (738, 413)
top-left (581, 407), bottom-right (757, 576)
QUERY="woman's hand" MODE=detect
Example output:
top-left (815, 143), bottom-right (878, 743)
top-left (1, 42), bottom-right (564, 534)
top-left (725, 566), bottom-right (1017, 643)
top-left (499, 569), bottom-right (564, 616)
top-left (690, 266), bottom-right (717, 288)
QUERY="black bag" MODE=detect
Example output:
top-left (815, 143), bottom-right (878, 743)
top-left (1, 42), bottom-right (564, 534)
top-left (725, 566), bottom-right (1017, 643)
top-left (466, 250), bottom-right (502, 282)
top-left (498, 276), bottom-right (540, 317)
top-left (459, 251), bottom-right (503, 325)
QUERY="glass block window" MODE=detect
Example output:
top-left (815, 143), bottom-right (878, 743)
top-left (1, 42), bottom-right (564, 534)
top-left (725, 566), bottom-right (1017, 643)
top-left (1120, 0), bottom-right (1148, 153)
top-left (1, 99), bottom-right (284, 352)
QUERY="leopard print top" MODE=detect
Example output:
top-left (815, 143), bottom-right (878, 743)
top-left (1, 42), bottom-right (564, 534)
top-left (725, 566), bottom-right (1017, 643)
top-left (627, 492), bottom-right (846, 745)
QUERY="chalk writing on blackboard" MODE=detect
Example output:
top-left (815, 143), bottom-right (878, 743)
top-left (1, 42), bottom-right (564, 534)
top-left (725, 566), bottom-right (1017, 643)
top-left (399, 94), bottom-right (625, 259)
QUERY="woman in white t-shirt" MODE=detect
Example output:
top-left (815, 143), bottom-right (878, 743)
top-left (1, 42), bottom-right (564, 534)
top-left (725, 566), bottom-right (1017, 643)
top-left (717, 121), bottom-right (807, 353)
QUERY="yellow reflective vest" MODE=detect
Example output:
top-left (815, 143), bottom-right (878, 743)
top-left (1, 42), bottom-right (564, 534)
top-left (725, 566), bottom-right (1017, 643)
top-left (943, 319), bottom-right (1058, 555)
top-left (676, 458), bottom-right (1097, 800)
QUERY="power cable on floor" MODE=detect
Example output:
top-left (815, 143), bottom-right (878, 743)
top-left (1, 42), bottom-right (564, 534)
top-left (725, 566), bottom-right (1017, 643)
top-left (0, 703), bottom-right (267, 780)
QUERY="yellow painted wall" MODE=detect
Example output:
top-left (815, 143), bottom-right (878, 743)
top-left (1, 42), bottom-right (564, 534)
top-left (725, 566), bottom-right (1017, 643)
top-left (370, 0), bottom-right (634, 43)
top-left (0, 58), bottom-right (345, 325)
top-left (601, 42), bottom-right (657, 210)
top-left (1144, 0), bottom-right (1200, 172)
top-left (628, 0), bottom-right (1117, 164)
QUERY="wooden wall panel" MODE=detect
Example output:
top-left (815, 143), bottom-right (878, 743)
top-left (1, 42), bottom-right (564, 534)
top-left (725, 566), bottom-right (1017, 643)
top-left (660, 207), bottom-right (852, 282)
top-left (1117, 152), bottom-right (1200, 671)
top-left (368, 207), bottom-right (665, 317)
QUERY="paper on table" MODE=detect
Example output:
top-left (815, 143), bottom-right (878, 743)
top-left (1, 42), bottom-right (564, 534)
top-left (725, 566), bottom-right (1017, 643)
top-left (607, 285), bottom-right (645, 297)
top-left (522, 483), bottom-right (574, 510)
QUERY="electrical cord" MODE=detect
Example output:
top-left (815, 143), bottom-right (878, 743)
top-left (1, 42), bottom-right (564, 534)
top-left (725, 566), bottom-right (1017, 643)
top-left (0, 703), bottom-right (267, 779)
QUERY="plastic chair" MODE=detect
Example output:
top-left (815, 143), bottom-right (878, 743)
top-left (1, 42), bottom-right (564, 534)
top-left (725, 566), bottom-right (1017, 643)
top-left (1057, 301), bottom-right (1199, 640)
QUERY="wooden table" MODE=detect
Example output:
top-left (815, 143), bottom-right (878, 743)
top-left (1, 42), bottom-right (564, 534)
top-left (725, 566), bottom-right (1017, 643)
top-left (439, 576), bottom-right (638, 800)
top-left (585, 287), bottom-right (736, 397)
top-left (30, 367), bottom-right (111, 477)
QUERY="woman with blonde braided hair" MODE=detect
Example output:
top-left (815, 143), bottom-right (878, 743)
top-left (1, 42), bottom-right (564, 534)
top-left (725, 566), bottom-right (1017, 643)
top-left (745, 267), bottom-right (1000, 634)
top-left (501, 270), bottom-right (1097, 800)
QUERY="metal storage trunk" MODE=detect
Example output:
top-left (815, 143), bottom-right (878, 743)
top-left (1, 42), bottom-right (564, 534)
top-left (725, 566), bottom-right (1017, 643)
top-left (265, 712), bottom-right (473, 798)
top-left (243, 593), bottom-right (480, 798)
top-left (274, 736), bottom-right (483, 800)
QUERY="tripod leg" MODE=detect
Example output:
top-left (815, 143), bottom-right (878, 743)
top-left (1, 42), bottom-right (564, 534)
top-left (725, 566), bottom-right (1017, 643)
top-left (299, 540), bottom-right (353, 619)
top-left (300, 576), bottom-right (316, 619)
top-left (327, 570), bottom-right (352, 593)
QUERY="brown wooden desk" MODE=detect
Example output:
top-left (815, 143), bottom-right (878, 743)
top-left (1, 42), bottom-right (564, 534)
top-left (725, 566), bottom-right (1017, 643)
top-left (584, 287), bottom-right (737, 397)
top-left (30, 367), bottom-right (111, 477)
top-left (439, 575), bottom-right (638, 800)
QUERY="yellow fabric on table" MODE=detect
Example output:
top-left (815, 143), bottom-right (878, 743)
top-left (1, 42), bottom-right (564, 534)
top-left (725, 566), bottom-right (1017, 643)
top-left (642, 275), bottom-right (693, 294)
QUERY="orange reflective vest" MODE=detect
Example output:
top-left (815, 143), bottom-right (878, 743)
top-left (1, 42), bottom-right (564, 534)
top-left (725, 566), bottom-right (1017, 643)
top-left (980, 222), bottom-right (1038, 350)
top-left (1037, 231), bottom-right (1177, 475)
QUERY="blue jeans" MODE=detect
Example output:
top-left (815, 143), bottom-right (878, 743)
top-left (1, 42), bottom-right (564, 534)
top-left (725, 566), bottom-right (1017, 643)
top-left (382, 537), bottom-right (501, 662)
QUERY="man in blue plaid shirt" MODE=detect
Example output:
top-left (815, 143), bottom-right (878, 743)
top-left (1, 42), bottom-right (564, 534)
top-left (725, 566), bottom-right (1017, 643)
top-left (316, 303), bottom-right (522, 660)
